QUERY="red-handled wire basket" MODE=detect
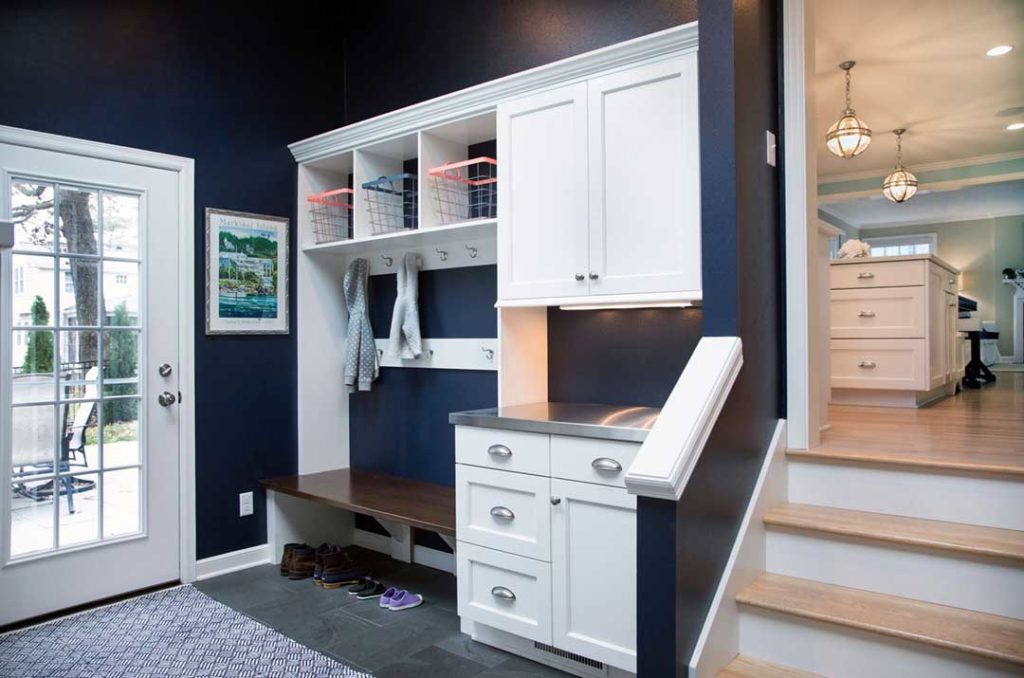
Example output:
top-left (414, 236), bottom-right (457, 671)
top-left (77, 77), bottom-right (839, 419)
top-left (427, 156), bottom-right (497, 225)
top-left (307, 188), bottom-right (354, 243)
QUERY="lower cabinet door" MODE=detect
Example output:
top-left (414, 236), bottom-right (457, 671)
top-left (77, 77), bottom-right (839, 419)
top-left (457, 541), bottom-right (552, 644)
top-left (550, 478), bottom-right (637, 672)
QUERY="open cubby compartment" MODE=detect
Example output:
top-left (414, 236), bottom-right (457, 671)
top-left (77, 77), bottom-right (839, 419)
top-left (299, 151), bottom-right (354, 250)
top-left (354, 134), bottom-right (419, 238)
top-left (419, 112), bottom-right (497, 230)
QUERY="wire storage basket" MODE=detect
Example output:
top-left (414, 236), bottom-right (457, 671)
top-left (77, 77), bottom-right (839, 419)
top-left (307, 188), bottom-right (354, 243)
top-left (362, 173), bottom-right (417, 235)
top-left (428, 157), bottom-right (497, 225)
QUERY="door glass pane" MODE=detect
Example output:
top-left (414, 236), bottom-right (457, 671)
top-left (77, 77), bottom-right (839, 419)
top-left (11, 254), bottom-right (55, 326)
top-left (12, 329), bottom-right (54, 404)
top-left (58, 473), bottom-right (100, 548)
top-left (11, 181), bottom-right (55, 253)
top-left (57, 186), bottom-right (100, 255)
top-left (103, 468), bottom-right (140, 538)
top-left (60, 330), bottom-right (99, 399)
top-left (10, 489), bottom-right (54, 557)
top-left (102, 330), bottom-right (139, 397)
top-left (103, 192), bottom-right (139, 258)
top-left (64, 400), bottom-right (102, 473)
top-left (103, 399), bottom-right (140, 467)
top-left (104, 261), bottom-right (139, 326)
top-left (59, 258), bottom-right (100, 327)
top-left (12, 404), bottom-right (56, 473)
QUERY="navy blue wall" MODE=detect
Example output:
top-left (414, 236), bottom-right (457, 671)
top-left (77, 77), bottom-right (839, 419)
top-left (0, 2), bottom-right (347, 559)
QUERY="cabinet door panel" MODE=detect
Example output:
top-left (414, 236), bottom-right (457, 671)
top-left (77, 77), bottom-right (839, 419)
top-left (587, 56), bottom-right (701, 298)
top-left (927, 264), bottom-right (950, 389)
top-left (550, 478), bottom-right (637, 672)
top-left (498, 83), bottom-right (589, 300)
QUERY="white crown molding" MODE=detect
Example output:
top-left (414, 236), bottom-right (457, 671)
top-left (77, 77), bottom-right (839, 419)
top-left (855, 206), bottom-right (1024, 231)
top-left (818, 150), bottom-right (1024, 186)
top-left (288, 22), bottom-right (699, 164)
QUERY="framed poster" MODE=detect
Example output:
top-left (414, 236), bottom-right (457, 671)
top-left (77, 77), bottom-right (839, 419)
top-left (205, 208), bottom-right (289, 334)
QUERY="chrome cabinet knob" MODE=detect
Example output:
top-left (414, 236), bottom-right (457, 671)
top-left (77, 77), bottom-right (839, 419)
top-left (591, 457), bottom-right (623, 473)
top-left (487, 444), bottom-right (512, 458)
top-left (491, 586), bottom-right (516, 601)
top-left (550, 496), bottom-right (561, 505)
top-left (158, 391), bottom-right (177, 407)
top-left (589, 272), bottom-right (599, 280)
top-left (158, 363), bottom-right (173, 377)
top-left (490, 506), bottom-right (515, 521)
top-left (574, 273), bottom-right (585, 281)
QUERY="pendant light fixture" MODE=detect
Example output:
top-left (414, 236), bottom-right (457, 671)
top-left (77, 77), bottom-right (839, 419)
top-left (826, 61), bottom-right (872, 158)
top-left (882, 129), bottom-right (918, 203)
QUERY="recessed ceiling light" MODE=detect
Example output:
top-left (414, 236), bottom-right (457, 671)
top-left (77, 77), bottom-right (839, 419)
top-left (1008, 122), bottom-right (1024, 131)
top-left (987, 45), bottom-right (1013, 56)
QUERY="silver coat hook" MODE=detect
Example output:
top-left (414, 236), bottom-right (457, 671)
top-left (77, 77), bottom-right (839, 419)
top-left (482, 347), bottom-right (494, 360)
top-left (435, 248), bottom-right (448, 262)
top-left (466, 245), bottom-right (478, 258)
top-left (381, 254), bottom-right (393, 267)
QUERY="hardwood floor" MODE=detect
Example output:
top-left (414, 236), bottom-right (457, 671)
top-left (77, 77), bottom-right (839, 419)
top-left (791, 373), bottom-right (1024, 474)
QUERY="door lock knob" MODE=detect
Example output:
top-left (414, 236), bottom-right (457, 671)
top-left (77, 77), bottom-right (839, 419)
top-left (158, 391), bottom-right (177, 407)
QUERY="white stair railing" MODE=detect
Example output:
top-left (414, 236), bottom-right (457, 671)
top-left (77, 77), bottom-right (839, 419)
top-left (624, 336), bottom-right (743, 500)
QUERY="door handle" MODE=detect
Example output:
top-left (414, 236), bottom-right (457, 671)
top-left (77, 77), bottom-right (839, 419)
top-left (591, 457), bottom-right (623, 473)
top-left (487, 444), bottom-right (512, 458)
top-left (491, 586), bottom-right (516, 601)
top-left (490, 506), bottom-right (515, 521)
top-left (158, 391), bottom-right (177, 407)
top-left (158, 363), bottom-right (173, 377)
top-left (857, 310), bottom-right (875, 318)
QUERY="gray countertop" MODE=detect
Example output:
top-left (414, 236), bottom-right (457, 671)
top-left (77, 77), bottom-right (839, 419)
top-left (449, 402), bottom-right (660, 442)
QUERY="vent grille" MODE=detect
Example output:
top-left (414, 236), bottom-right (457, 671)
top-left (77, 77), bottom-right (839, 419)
top-left (533, 641), bottom-right (604, 670)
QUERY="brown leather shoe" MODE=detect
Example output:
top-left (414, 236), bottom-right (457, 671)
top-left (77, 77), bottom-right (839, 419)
top-left (313, 543), bottom-right (343, 587)
top-left (288, 545), bottom-right (317, 580)
top-left (279, 542), bottom-right (307, 576)
top-left (320, 549), bottom-right (365, 589)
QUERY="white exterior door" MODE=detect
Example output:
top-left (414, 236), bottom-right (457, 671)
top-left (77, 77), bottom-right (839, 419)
top-left (1, 138), bottom-right (182, 626)
top-left (586, 56), bottom-right (701, 298)
top-left (550, 478), bottom-right (637, 673)
top-left (498, 83), bottom-right (589, 301)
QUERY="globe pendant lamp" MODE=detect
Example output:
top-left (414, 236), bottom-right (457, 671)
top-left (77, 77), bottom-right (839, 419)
top-left (882, 129), bottom-right (919, 203)
top-left (826, 61), bottom-right (872, 159)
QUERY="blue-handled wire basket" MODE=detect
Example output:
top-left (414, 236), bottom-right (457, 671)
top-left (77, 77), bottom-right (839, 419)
top-left (362, 173), bottom-right (417, 234)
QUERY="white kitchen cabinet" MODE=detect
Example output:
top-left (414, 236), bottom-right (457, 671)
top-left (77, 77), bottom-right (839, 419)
top-left (497, 55), bottom-right (701, 305)
top-left (550, 478), bottom-right (638, 673)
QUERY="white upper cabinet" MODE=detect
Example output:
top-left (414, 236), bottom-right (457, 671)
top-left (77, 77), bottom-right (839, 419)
top-left (497, 54), bottom-right (701, 305)
top-left (587, 56), bottom-right (701, 298)
top-left (497, 83), bottom-right (589, 301)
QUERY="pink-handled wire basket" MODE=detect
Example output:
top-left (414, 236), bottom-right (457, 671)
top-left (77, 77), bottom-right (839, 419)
top-left (427, 156), bottom-right (497, 225)
top-left (307, 188), bottom-right (354, 243)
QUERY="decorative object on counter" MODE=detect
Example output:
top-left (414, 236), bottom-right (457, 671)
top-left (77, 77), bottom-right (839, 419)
top-left (428, 156), bottom-right (498, 224)
top-left (882, 129), bottom-right (919, 203)
top-left (388, 252), bottom-right (423, 359)
top-left (362, 173), bottom-right (418, 234)
top-left (308, 187), bottom-right (354, 243)
top-left (205, 208), bottom-right (289, 335)
top-left (837, 238), bottom-right (871, 259)
top-left (343, 258), bottom-right (379, 392)
top-left (826, 60), bottom-right (872, 159)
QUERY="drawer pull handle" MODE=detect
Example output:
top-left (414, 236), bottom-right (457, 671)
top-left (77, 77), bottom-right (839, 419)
top-left (491, 586), bottom-right (516, 601)
top-left (857, 310), bottom-right (875, 318)
top-left (591, 457), bottom-right (623, 473)
top-left (857, 272), bottom-right (875, 279)
top-left (858, 360), bottom-right (877, 369)
top-left (487, 444), bottom-right (512, 458)
top-left (490, 506), bottom-right (515, 521)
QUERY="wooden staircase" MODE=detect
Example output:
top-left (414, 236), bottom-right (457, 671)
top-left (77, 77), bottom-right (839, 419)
top-left (719, 440), bottom-right (1024, 677)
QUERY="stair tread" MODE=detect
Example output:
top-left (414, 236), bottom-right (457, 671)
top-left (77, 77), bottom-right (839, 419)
top-left (737, 573), bottom-right (1024, 666)
top-left (787, 446), bottom-right (1024, 476)
top-left (764, 503), bottom-right (1024, 562)
top-left (718, 655), bottom-right (823, 677)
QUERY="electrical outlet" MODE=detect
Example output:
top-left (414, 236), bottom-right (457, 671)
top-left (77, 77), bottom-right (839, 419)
top-left (239, 491), bottom-right (254, 517)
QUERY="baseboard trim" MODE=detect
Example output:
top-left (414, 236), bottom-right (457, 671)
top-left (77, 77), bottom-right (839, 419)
top-left (195, 543), bottom-right (273, 581)
top-left (353, 528), bottom-right (455, 575)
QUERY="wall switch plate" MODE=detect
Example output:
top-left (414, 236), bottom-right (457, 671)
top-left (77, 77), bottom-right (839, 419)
top-left (766, 130), bottom-right (777, 167)
top-left (239, 491), bottom-right (254, 517)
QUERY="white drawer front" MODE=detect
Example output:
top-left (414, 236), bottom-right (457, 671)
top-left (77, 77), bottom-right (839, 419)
top-left (830, 260), bottom-right (924, 289)
top-left (550, 436), bottom-right (641, 488)
top-left (830, 287), bottom-right (925, 339)
top-left (456, 465), bottom-right (551, 560)
top-left (455, 426), bottom-right (549, 476)
top-left (831, 339), bottom-right (927, 390)
top-left (457, 541), bottom-right (552, 644)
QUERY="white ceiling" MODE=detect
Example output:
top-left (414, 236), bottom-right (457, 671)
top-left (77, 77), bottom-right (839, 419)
top-left (815, 0), bottom-right (1024, 179)
top-left (820, 179), bottom-right (1024, 230)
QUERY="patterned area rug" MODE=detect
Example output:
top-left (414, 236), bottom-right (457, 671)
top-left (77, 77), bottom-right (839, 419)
top-left (0, 585), bottom-right (370, 678)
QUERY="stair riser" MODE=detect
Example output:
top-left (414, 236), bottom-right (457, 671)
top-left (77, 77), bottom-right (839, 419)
top-left (766, 529), bottom-right (1024, 619)
top-left (788, 460), bottom-right (1024, 530)
top-left (739, 608), bottom-right (1021, 678)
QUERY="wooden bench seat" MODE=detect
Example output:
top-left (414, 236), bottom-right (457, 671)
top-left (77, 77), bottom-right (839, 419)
top-left (260, 468), bottom-right (455, 536)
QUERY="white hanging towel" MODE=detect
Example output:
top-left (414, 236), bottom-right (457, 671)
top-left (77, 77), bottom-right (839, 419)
top-left (343, 258), bottom-right (379, 392)
top-left (388, 252), bottom-right (423, 359)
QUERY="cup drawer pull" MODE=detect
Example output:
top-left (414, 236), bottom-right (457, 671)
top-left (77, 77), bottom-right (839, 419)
top-left (857, 272), bottom-right (875, 279)
top-left (591, 457), bottom-right (623, 473)
top-left (487, 444), bottom-right (512, 458)
top-left (490, 506), bottom-right (515, 521)
top-left (857, 310), bottom-right (876, 318)
top-left (858, 360), bottom-right (877, 369)
top-left (491, 586), bottom-right (516, 601)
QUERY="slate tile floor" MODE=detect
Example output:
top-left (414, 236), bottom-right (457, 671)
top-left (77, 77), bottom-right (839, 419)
top-left (195, 546), bottom-right (572, 677)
